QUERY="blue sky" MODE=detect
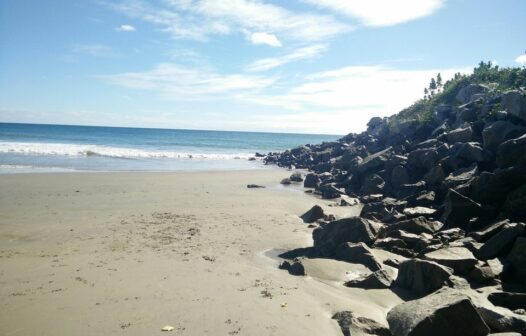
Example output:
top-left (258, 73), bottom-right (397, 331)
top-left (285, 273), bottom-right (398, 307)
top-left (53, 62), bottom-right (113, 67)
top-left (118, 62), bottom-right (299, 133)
top-left (1, 0), bottom-right (525, 134)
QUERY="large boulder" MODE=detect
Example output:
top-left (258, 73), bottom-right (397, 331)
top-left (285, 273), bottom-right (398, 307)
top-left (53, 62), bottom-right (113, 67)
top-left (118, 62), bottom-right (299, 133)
top-left (482, 121), bottom-right (526, 152)
top-left (424, 246), bottom-right (478, 274)
top-left (449, 142), bottom-right (491, 163)
top-left (332, 311), bottom-right (391, 336)
top-left (385, 216), bottom-right (443, 235)
top-left (356, 147), bottom-right (392, 174)
top-left (361, 174), bottom-right (386, 195)
top-left (507, 237), bottom-right (526, 283)
top-left (497, 134), bottom-right (526, 168)
top-left (475, 223), bottom-right (525, 260)
top-left (335, 242), bottom-right (382, 271)
top-left (303, 173), bottom-right (320, 188)
top-left (501, 90), bottom-right (526, 122)
top-left (488, 292), bottom-right (526, 311)
top-left (469, 220), bottom-right (509, 242)
top-left (446, 126), bottom-right (473, 144)
top-left (456, 84), bottom-right (488, 104)
top-left (300, 205), bottom-right (325, 223)
top-left (408, 148), bottom-right (439, 170)
top-left (289, 171), bottom-right (303, 182)
top-left (313, 217), bottom-right (383, 256)
top-left (477, 306), bottom-right (526, 335)
top-left (391, 165), bottom-right (410, 188)
top-left (387, 289), bottom-right (490, 336)
top-left (442, 189), bottom-right (485, 229)
top-left (504, 184), bottom-right (526, 220)
top-left (394, 259), bottom-right (453, 297)
top-left (345, 269), bottom-right (394, 289)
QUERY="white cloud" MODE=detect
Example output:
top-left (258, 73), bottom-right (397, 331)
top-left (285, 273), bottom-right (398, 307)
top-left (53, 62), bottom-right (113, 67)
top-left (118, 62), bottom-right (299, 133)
top-left (245, 44), bottom-right (327, 72)
top-left (100, 63), bottom-right (275, 99)
top-left (302, 0), bottom-right (444, 26)
top-left (116, 24), bottom-right (136, 32)
top-left (110, 0), bottom-right (351, 42)
top-left (247, 32), bottom-right (282, 47)
top-left (72, 44), bottom-right (117, 57)
top-left (516, 54), bottom-right (526, 65)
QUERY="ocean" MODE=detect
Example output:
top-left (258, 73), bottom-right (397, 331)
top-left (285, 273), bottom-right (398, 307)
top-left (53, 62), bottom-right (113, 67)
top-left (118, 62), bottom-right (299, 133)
top-left (0, 123), bottom-right (341, 173)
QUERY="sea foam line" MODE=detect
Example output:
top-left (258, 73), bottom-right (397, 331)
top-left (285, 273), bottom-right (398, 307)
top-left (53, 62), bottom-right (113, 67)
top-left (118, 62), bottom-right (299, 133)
top-left (0, 142), bottom-right (253, 160)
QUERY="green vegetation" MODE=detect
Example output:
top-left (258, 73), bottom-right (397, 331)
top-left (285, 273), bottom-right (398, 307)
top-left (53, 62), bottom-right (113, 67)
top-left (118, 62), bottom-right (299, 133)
top-left (389, 62), bottom-right (526, 127)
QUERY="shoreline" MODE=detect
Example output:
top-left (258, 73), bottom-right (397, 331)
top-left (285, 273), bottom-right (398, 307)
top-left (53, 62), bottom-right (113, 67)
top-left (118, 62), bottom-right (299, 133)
top-left (0, 169), bottom-right (377, 336)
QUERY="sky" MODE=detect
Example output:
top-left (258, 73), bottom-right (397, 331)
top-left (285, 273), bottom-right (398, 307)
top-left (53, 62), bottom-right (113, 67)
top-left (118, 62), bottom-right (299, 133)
top-left (0, 0), bottom-right (525, 135)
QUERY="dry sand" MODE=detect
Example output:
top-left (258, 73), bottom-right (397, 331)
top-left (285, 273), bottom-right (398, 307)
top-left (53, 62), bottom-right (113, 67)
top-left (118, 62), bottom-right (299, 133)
top-left (0, 170), bottom-right (404, 336)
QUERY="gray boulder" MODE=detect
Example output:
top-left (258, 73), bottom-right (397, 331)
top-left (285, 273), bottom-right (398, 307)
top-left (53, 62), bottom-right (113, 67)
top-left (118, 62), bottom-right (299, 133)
top-left (408, 148), bottom-right (439, 170)
top-left (482, 121), bottom-right (526, 152)
top-left (386, 216), bottom-right (443, 235)
top-left (447, 126), bottom-right (473, 144)
top-left (477, 306), bottom-right (526, 335)
top-left (497, 134), bottom-right (526, 168)
top-left (289, 171), bottom-right (303, 182)
top-left (300, 205), bottom-right (325, 223)
top-left (489, 292), bottom-right (526, 311)
top-left (335, 242), bottom-right (382, 271)
top-left (345, 269), bottom-right (394, 289)
top-left (394, 259), bottom-right (453, 296)
top-left (391, 165), bottom-right (410, 188)
top-left (504, 184), bottom-right (526, 220)
top-left (501, 90), bottom-right (526, 122)
top-left (387, 288), bottom-right (490, 336)
top-left (456, 84), bottom-right (488, 104)
top-left (313, 217), bottom-right (383, 256)
top-left (507, 237), bottom-right (526, 283)
top-left (450, 142), bottom-right (491, 163)
top-left (469, 220), bottom-right (509, 242)
top-left (475, 223), bottom-right (525, 260)
top-left (424, 246), bottom-right (478, 274)
top-left (303, 173), bottom-right (320, 188)
top-left (332, 311), bottom-right (391, 336)
top-left (442, 189), bottom-right (485, 229)
top-left (356, 147), bottom-right (392, 174)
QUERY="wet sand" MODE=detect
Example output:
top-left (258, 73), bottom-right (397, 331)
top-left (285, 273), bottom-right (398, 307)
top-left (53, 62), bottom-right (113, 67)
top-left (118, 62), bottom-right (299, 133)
top-left (0, 170), bottom-right (403, 336)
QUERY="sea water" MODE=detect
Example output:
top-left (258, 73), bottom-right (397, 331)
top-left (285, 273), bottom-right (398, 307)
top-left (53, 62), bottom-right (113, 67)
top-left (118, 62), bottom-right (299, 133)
top-left (0, 123), bottom-right (341, 173)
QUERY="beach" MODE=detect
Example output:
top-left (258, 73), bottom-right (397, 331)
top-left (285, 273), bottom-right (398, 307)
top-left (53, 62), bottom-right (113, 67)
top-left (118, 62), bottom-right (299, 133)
top-left (0, 170), bottom-right (404, 336)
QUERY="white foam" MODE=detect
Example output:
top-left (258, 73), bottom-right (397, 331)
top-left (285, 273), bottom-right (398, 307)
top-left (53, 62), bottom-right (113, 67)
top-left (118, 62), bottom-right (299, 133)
top-left (0, 142), bottom-right (254, 160)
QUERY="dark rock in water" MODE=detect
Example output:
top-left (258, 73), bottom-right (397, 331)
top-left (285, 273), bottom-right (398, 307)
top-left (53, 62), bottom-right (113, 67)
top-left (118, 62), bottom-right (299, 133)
top-left (303, 173), bottom-right (320, 188)
top-left (387, 288), bottom-right (490, 336)
top-left (289, 171), bottom-right (303, 182)
top-left (335, 242), bottom-right (382, 271)
top-left (386, 216), bottom-right (443, 235)
top-left (394, 259), bottom-right (453, 297)
top-left (442, 189), bottom-right (485, 229)
top-left (504, 184), bottom-right (526, 220)
top-left (313, 217), bottom-right (383, 256)
top-left (280, 178), bottom-right (292, 185)
top-left (332, 311), bottom-right (391, 336)
top-left (247, 184), bottom-right (265, 188)
top-left (482, 121), bottom-right (526, 152)
top-left (507, 237), bottom-right (526, 283)
top-left (424, 246), bottom-right (478, 275)
top-left (477, 305), bottom-right (526, 335)
top-left (345, 269), bottom-right (394, 289)
top-left (469, 220), bottom-right (509, 242)
top-left (488, 292), bottom-right (526, 311)
top-left (278, 259), bottom-right (306, 276)
top-left (497, 134), bottom-right (526, 168)
top-left (300, 205), bottom-right (325, 223)
top-left (475, 223), bottom-right (525, 260)
top-left (501, 90), bottom-right (526, 122)
top-left (446, 126), bottom-right (473, 144)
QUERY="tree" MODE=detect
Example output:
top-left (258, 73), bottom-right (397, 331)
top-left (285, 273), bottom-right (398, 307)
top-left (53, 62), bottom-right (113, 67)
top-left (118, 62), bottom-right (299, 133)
top-left (436, 73), bottom-right (443, 91)
top-left (424, 88), bottom-right (429, 100)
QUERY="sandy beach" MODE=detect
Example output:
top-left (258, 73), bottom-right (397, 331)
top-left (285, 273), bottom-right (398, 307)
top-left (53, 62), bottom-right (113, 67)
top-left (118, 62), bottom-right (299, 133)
top-left (0, 170), bottom-right (404, 336)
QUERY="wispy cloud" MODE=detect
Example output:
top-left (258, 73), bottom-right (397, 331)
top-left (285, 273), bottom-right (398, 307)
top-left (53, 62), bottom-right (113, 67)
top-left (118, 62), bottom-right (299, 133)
top-left (246, 32), bottom-right (282, 47)
top-left (302, 0), bottom-right (444, 27)
top-left (72, 44), bottom-right (118, 57)
top-left (99, 63), bottom-right (276, 99)
top-left (116, 24), bottom-right (136, 32)
top-left (108, 0), bottom-right (351, 42)
top-left (245, 44), bottom-right (327, 72)
top-left (516, 54), bottom-right (526, 65)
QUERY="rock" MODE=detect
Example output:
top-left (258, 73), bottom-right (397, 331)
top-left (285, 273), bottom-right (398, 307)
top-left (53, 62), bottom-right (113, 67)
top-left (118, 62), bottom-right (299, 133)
top-left (396, 181), bottom-right (427, 199)
top-left (318, 184), bottom-right (344, 199)
top-left (504, 184), bottom-right (526, 220)
top-left (394, 259), bottom-right (453, 296)
top-left (424, 165), bottom-right (446, 186)
top-left (280, 178), bottom-right (291, 185)
top-left (345, 269), bottom-right (394, 289)
top-left (435, 228), bottom-right (466, 243)
top-left (374, 238), bottom-right (407, 250)
top-left (444, 164), bottom-right (479, 189)
top-left (442, 189), bottom-right (485, 229)
top-left (356, 147), bottom-right (392, 174)
top-left (332, 311), bottom-right (391, 336)
top-left (424, 246), bottom-right (478, 274)
top-left (468, 264), bottom-right (497, 284)
top-left (300, 205), bottom-right (325, 223)
top-left (469, 220), bottom-right (509, 242)
top-left (313, 217), bottom-right (383, 256)
top-left (507, 237), bottom-right (526, 283)
top-left (335, 242), bottom-right (382, 271)
top-left (477, 306), bottom-right (526, 335)
top-left (456, 84), bottom-right (488, 104)
top-left (476, 223), bottom-right (525, 260)
top-left (303, 173), bottom-right (320, 188)
top-left (482, 121), bottom-right (526, 152)
top-left (408, 148), bottom-right (439, 170)
top-left (386, 216), bottom-right (443, 235)
top-left (391, 165), bottom-right (410, 188)
top-left (290, 172), bottom-right (303, 182)
top-left (402, 207), bottom-right (436, 218)
top-left (161, 325), bottom-right (175, 332)
top-left (278, 259), bottom-right (306, 276)
top-left (255, 152), bottom-right (265, 158)
top-left (387, 288), bottom-right (490, 336)
top-left (489, 292), bottom-right (526, 311)
top-left (501, 90), bottom-right (526, 122)
top-left (384, 258), bottom-right (401, 268)
top-left (447, 126), bottom-right (473, 144)
top-left (247, 184), bottom-right (265, 188)
top-left (450, 142), bottom-right (491, 163)
top-left (361, 174), bottom-right (385, 195)
top-left (497, 134), bottom-right (526, 168)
